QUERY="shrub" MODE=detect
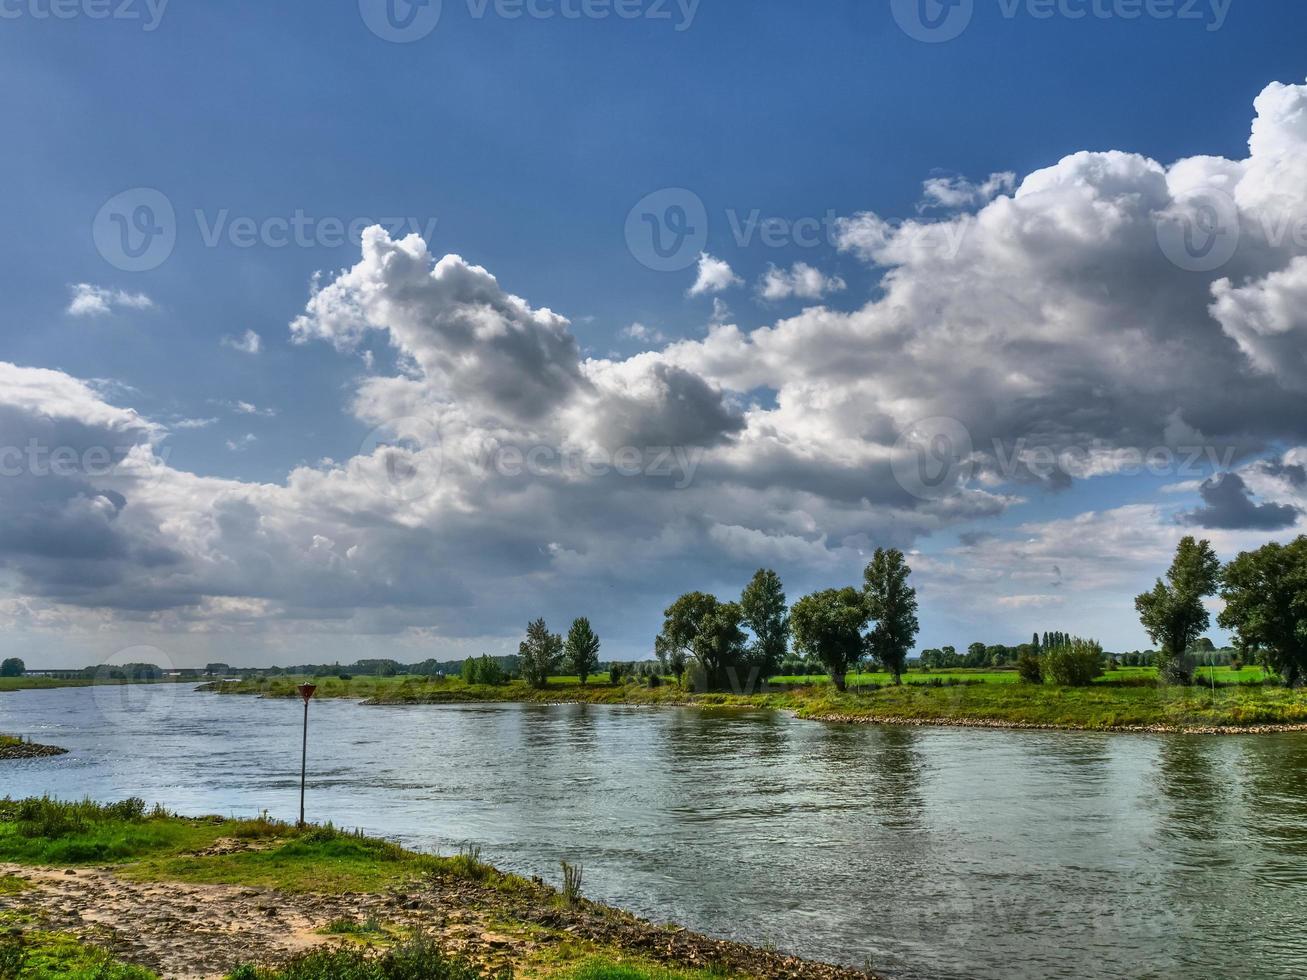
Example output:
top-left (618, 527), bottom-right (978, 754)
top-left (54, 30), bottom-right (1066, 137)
top-left (1158, 652), bottom-right (1197, 686)
top-left (607, 662), bottom-right (626, 685)
top-left (227, 932), bottom-right (489, 980)
top-left (1016, 653), bottom-right (1044, 684)
top-left (560, 860), bottom-right (583, 906)
top-left (1044, 639), bottom-right (1104, 687)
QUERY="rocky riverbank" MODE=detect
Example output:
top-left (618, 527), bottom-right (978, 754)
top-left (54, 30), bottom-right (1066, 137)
top-left (0, 736), bottom-right (67, 760)
top-left (0, 859), bottom-right (878, 980)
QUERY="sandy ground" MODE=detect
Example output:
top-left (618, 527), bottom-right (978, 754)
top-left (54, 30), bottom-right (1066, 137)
top-left (0, 859), bottom-right (878, 980)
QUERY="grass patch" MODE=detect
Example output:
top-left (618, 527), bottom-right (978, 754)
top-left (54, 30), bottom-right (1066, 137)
top-left (0, 872), bottom-right (31, 895)
top-left (0, 930), bottom-right (158, 979)
top-left (208, 668), bottom-right (1307, 730)
top-left (226, 933), bottom-right (491, 980)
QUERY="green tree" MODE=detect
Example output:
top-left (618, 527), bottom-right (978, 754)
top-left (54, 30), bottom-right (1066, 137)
top-left (518, 618), bottom-right (563, 689)
top-left (477, 655), bottom-right (506, 685)
top-left (740, 568), bottom-right (790, 683)
top-left (657, 592), bottom-right (716, 684)
top-left (790, 587), bottom-right (870, 692)
top-left (0, 658), bottom-right (25, 678)
top-left (460, 657), bottom-right (479, 684)
top-left (564, 617), bottom-right (601, 685)
top-left (690, 600), bottom-right (749, 690)
top-left (1135, 536), bottom-right (1221, 684)
top-left (1219, 536), bottom-right (1307, 687)
top-left (863, 548), bottom-right (919, 684)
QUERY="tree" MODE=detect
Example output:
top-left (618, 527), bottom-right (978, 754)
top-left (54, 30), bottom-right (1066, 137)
top-left (657, 592), bottom-right (716, 685)
top-left (863, 548), bottom-right (919, 684)
top-left (790, 587), bottom-right (870, 692)
top-left (690, 600), bottom-right (749, 690)
top-left (564, 617), bottom-right (601, 685)
top-left (0, 658), bottom-right (24, 678)
top-left (1219, 536), bottom-right (1307, 687)
top-left (740, 569), bottom-right (790, 683)
top-left (518, 618), bottom-right (563, 689)
top-left (1032, 632), bottom-right (1041, 652)
top-left (1135, 536), bottom-right (1221, 684)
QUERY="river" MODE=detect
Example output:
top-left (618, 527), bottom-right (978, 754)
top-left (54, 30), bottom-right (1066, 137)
top-left (2, 685), bottom-right (1306, 979)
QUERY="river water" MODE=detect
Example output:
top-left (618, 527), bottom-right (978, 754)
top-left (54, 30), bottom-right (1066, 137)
top-left (2, 685), bottom-right (1305, 980)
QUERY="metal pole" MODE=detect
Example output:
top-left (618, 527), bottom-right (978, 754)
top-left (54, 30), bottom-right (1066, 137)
top-left (299, 697), bottom-right (308, 827)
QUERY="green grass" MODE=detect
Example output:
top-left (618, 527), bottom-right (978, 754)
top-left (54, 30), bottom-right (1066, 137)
top-left (0, 799), bottom-right (729, 980)
top-left (206, 668), bottom-right (1305, 731)
top-left (0, 797), bottom-right (534, 896)
top-left (0, 930), bottom-right (158, 979)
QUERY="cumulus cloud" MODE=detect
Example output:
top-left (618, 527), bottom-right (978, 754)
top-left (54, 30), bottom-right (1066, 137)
top-left (1181, 472), bottom-right (1302, 530)
top-left (8, 79), bottom-right (1307, 661)
top-left (221, 330), bottom-right (263, 354)
top-left (920, 172), bottom-right (1017, 210)
top-left (66, 284), bottom-right (154, 318)
top-left (687, 252), bottom-right (742, 297)
top-left (757, 262), bottom-right (846, 302)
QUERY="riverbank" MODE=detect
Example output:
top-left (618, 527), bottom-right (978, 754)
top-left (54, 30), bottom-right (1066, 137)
top-left (200, 675), bottom-right (1307, 734)
top-left (0, 798), bottom-right (877, 980)
top-left (0, 735), bottom-right (68, 760)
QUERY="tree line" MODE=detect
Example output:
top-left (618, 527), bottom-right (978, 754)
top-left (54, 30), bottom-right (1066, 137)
top-left (1136, 534), bottom-right (1307, 686)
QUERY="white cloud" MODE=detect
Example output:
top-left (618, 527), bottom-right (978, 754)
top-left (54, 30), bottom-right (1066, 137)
top-left (225, 433), bottom-right (257, 452)
top-left (921, 172), bottom-right (1017, 210)
top-left (687, 252), bottom-right (741, 297)
top-left (218, 400), bottom-right (277, 418)
top-left (221, 330), bottom-right (263, 354)
top-left (7, 79), bottom-right (1307, 661)
top-left (66, 284), bottom-right (154, 318)
top-left (756, 262), bottom-right (846, 302)
top-left (621, 322), bottom-right (666, 344)
top-left (173, 417), bottom-right (218, 430)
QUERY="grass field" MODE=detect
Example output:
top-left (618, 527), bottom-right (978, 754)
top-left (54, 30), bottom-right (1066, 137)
top-left (203, 667), bottom-right (1306, 732)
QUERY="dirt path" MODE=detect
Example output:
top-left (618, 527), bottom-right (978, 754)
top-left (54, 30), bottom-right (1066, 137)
top-left (0, 862), bottom-right (878, 980)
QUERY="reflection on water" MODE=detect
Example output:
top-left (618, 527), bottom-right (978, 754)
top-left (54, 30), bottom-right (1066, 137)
top-left (3, 687), bottom-right (1307, 980)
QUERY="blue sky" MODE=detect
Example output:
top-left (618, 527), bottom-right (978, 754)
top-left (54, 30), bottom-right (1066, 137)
top-left (2, 1), bottom-right (1307, 667)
